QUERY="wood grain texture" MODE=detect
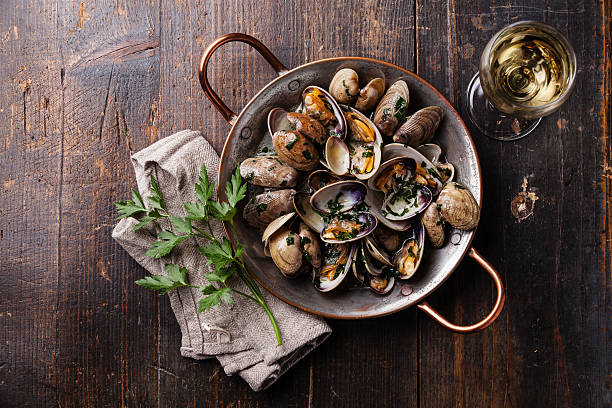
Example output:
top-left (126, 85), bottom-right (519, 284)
top-left (0, 0), bottom-right (610, 407)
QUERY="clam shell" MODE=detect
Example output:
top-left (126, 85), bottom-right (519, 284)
top-left (372, 80), bottom-right (409, 137)
top-left (286, 111), bottom-right (327, 144)
top-left (367, 157), bottom-right (416, 193)
top-left (243, 189), bottom-right (296, 228)
top-left (364, 236), bottom-right (393, 266)
top-left (369, 274), bottom-right (395, 295)
top-left (314, 243), bottom-right (356, 292)
top-left (343, 106), bottom-right (382, 180)
top-left (328, 68), bottom-right (360, 104)
top-left (349, 141), bottom-right (381, 180)
top-left (416, 143), bottom-right (442, 163)
top-left (323, 136), bottom-right (350, 176)
top-left (393, 219), bottom-right (425, 280)
top-left (299, 222), bottom-right (322, 269)
top-left (262, 212), bottom-right (296, 255)
top-left (301, 86), bottom-right (346, 138)
top-left (382, 143), bottom-right (444, 195)
top-left (307, 169), bottom-right (342, 192)
top-left (437, 182), bottom-right (480, 230)
top-left (269, 227), bottom-right (304, 278)
top-left (361, 241), bottom-right (384, 276)
top-left (392, 106), bottom-right (444, 146)
top-left (272, 130), bottom-right (320, 171)
top-left (422, 202), bottom-right (445, 248)
top-left (355, 78), bottom-right (385, 112)
top-left (310, 180), bottom-right (367, 213)
top-left (351, 242), bottom-right (366, 283)
top-left (372, 224), bottom-right (401, 252)
top-left (363, 189), bottom-right (413, 231)
top-left (344, 107), bottom-right (382, 144)
top-left (292, 193), bottom-right (325, 233)
top-left (267, 107), bottom-right (292, 135)
top-left (320, 212), bottom-right (377, 244)
top-left (240, 156), bottom-right (298, 188)
top-left (381, 182), bottom-right (432, 220)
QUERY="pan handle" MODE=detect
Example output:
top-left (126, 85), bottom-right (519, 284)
top-left (198, 33), bottom-right (288, 125)
top-left (417, 247), bottom-right (505, 333)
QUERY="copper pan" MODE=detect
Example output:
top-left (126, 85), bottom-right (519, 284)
top-left (198, 33), bottom-right (504, 332)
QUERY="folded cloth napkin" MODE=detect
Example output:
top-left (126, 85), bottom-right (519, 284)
top-left (112, 130), bottom-right (331, 391)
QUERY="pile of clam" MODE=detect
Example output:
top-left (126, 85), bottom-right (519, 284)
top-left (239, 68), bottom-right (480, 295)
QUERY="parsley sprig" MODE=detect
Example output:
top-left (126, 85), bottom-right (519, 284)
top-left (115, 164), bottom-right (282, 345)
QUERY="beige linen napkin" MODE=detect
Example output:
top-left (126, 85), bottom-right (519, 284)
top-left (112, 130), bottom-right (331, 391)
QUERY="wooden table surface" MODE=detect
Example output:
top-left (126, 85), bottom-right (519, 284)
top-left (1, 0), bottom-right (610, 406)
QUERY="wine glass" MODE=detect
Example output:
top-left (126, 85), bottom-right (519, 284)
top-left (466, 21), bottom-right (577, 141)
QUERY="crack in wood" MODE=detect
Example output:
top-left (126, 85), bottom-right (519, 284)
top-left (70, 38), bottom-right (160, 69)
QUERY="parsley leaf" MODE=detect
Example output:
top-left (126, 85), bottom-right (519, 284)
top-left (115, 189), bottom-right (148, 219)
top-left (169, 216), bottom-right (192, 234)
top-left (197, 286), bottom-right (233, 311)
top-left (183, 201), bottom-right (207, 221)
top-left (145, 230), bottom-right (189, 258)
top-left (147, 175), bottom-right (165, 212)
top-left (199, 238), bottom-right (235, 268)
top-left (225, 165), bottom-right (247, 209)
top-left (205, 264), bottom-right (236, 285)
top-left (195, 164), bottom-right (215, 206)
top-left (135, 264), bottom-right (191, 294)
top-left (209, 201), bottom-right (235, 222)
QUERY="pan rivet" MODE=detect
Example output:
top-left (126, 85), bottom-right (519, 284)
top-left (401, 286), bottom-right (413, 296)
top-left (240, 127), bottom-right (252, 139)
top-left (288, 80), bottom-right (300, 91)
top-left (451, 232), bottom-right (462, 245)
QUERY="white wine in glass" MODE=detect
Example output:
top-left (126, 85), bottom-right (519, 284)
top-left (466, 21), bottom-right (577, 141)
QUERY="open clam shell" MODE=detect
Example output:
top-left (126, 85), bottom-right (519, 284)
top-left (320, 212), bottom-right (377, 244)
top-left (267, 107), bottom-right (292, 135)
top-left (364, 189), bottom-right (413, 231)
top-left (393, 219), bottom-right (425, 280)
top-left (292, 193), bottom-right (325, 233)
top-left (351, 242), bottom-right (367, 283)
top-left (314, 243), bottom-right (356, 292)
top-left (367, 157), bottom-right (416, 193)
top-left (342, 106), bottom-right (382, 180)
top-left (369, 274), bottom-right (396, 295)
top-left (323, 136), bottom-right (350, 176)
top-left (261, 212), bottom-right (296, 256)
top-left (307, 169), bottom-right (342, 192)
top-left (310, 180), bottom-right (367, 214)
top-left (364, 236), bottom-right (393, 266)
top-left (382, 181), bottom-right (432, 221)
top-left (382, 143), bottom-right (444, 195)
top-left (417, 143), bottom-right (455, 184)
top-left (301, 86), bottom-right (346, 139)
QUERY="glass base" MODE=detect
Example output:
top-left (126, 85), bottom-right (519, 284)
top-left (466, 73), bottom-right (541, 141)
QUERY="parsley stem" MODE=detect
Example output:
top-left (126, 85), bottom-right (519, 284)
top-left (229, 288), bottom-right (258, 303)
top-left (192, 226), bottom-right (215, 241)
top-left (228, 221), bottom-right (282, 345)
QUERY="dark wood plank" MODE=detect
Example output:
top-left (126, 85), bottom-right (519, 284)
top-left (417, 0), bottom-right (612, 407)
top-left (0, 1), bottom-right (63, 406)
top-left (53, 1), bottom-right (162, 406)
